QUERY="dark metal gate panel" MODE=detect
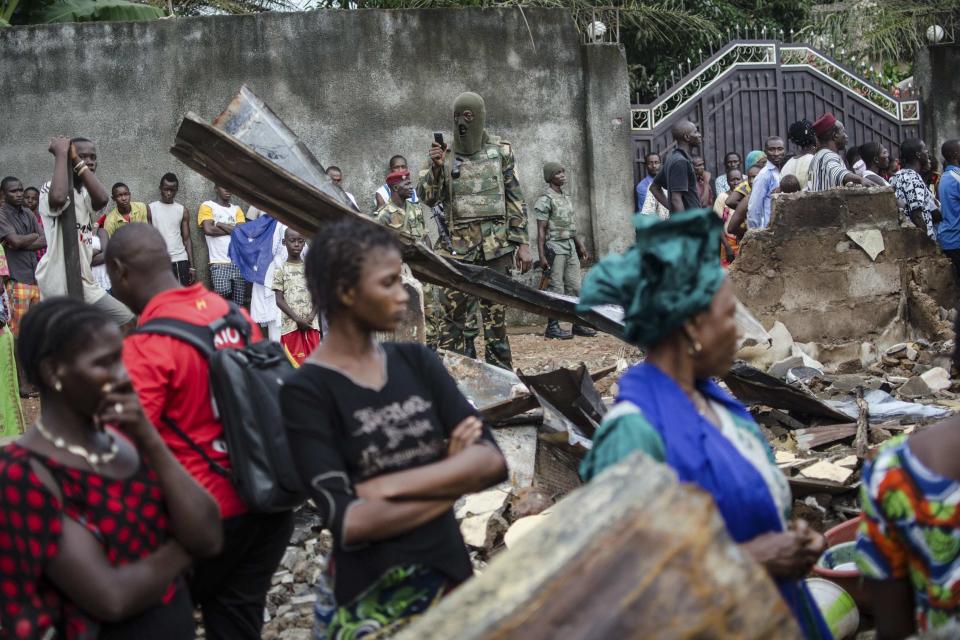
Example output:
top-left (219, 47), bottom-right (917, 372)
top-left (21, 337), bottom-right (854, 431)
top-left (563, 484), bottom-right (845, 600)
top-left (630, 41), bottom-right (922, 191)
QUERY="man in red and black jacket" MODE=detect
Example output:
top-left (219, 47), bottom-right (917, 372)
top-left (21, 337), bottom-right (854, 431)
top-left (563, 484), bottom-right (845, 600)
top-left (107, 223), bottom-right (293, 640)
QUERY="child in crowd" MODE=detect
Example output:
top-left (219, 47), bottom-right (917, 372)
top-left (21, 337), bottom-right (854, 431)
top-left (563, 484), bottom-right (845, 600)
top-left (273, 228), bottom-right (320, 365)
top-left (779, 174), bottom-right (802, 194)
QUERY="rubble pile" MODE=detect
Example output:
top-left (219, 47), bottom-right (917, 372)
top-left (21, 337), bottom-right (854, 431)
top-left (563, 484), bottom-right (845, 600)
top-left (735, 318), bottom-right (956, 533)
top-left (259, 513), bottom-right (331, 640)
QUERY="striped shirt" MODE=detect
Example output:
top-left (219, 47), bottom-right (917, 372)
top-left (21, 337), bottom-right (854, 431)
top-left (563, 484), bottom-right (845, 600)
top-left (808, 149), bottom-right (851, 192)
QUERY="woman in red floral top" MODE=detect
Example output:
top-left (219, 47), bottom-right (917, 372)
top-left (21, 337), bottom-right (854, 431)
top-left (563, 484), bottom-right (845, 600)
top-left (0, 298), bottom-right (223, 639)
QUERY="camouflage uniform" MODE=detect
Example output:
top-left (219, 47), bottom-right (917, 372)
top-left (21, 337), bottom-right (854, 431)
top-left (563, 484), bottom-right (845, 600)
top-left (374, 198), bottom-right (440, 348)
top-left (374, 198), bottom-right (427, 239)
top-left (533, 188), bottom-right (582, 297)
top-left (418, 134), bottom-right (528, 369)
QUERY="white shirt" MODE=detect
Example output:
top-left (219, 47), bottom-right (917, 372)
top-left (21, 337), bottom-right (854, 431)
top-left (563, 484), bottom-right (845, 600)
top-left (197, 200), bottom-right (244, 264)
top-left (149, 201), bottom-right (188, 262)
top-left (36, 182), bottom-right (106, 303)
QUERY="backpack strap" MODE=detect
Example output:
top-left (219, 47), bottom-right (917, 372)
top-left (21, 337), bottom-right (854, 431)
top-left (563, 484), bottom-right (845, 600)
top-left (208, 302), bottom-right (253, 344)
top-left (134, 302), bottom-right (252, 359)
top-left (160, 415), bottom-right (232, 480)
top-left (134, 306), bottom-right (251, 481)
top-left (135, 318), bottom-right (216, 359)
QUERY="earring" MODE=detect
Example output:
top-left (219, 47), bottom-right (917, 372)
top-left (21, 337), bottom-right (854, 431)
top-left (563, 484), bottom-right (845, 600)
top-left (53, 380), bottom-right (63, 392)
top-left (688, 340), bottom-right (703, 356)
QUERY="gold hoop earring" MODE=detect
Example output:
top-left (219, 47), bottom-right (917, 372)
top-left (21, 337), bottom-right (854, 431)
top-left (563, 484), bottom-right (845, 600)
top-left (53, 380), bottom-right (63, 392)
top-left (688, 340), bottom-right (703, 356)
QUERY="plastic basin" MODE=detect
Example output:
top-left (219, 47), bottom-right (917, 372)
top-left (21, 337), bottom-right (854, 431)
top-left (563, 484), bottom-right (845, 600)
top-left (812, 516), bottom-right (868, 610)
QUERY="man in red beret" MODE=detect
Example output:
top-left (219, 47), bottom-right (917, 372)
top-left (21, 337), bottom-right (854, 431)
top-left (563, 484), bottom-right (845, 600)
top-left (375, 169), bottom-right (427, 239)
top-left (808, 112), bottom-right (867, 191)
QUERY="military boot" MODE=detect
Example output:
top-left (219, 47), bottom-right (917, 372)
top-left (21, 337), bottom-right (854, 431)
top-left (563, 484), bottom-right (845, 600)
top-left (463, 339), bottom-right (478, 359)
top-left (572, 325), bottom-right (597, 337)
top-left (544, 320), bottom-right (573, 340)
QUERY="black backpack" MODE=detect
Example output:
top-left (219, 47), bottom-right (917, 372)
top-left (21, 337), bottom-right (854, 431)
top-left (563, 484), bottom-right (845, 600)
top-left (136, 304), bottom-right (304, 513)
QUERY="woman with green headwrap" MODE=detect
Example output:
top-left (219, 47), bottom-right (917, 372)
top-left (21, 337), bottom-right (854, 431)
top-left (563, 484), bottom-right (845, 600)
top-left (578, 208), bottom-right (832, 639)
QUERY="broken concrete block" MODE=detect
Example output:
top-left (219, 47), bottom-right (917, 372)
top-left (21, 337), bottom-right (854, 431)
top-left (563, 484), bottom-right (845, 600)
top-left (898, 375), bottom-right (932, 399)
top-left (503, 511), bottom-right (552, 549)
top-left (906, 346), bottom-right (919, 361)
top-left (775, 451), bottom-right (799, 464)
top-left (799, 460), bottom-right (855, 484)
top-left (490, 427), bottom-right (537, 489)
top-left (737, 321), bottom-right (794, 371)
top-left (859, 342), bottom-right (878, 369)
top-left (457, 488), bottom-right (511, 549)
top-left (920, 367), bottom-right (951, 393)
top-left (834, 455), bottom-right (859, 468)
top-left (456, 488), bottom-right (511, 521)
top-left (397, 452), bottom-right (802, 640)
top-left (846, 229), bottom-right (885, 261)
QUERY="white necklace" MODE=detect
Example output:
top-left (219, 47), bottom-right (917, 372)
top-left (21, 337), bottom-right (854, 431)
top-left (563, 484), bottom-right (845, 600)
top-left (34, 419), bottom-right (119, 471)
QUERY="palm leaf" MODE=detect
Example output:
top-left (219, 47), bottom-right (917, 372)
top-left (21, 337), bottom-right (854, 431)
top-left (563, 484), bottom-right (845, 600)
top-left (149, 0), bottom-right (295, 14)
top-left (25, 0), bottom-right (164, 23)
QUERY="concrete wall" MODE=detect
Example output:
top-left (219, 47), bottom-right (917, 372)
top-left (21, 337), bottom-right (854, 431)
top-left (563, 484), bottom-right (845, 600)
top-left (0, 8), bottom-right (635, 271)
top-left (915, 43), bottom-right (960, 160)
top-left (729, 187), bottom-right (955, 345)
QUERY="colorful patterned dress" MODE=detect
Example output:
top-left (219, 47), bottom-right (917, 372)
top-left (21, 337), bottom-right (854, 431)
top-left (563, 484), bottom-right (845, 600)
top-left (857, 436), bottom-right (960, 631)
top-left (0, 245), bottom-right (26, 436)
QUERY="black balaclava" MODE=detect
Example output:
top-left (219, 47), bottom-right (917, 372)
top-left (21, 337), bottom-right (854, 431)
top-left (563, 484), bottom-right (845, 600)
top-left (453, 92), bottom-right (486, 155)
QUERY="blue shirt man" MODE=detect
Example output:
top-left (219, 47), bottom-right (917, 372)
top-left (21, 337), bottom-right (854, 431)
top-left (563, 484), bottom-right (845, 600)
top-left (937, 140), bottom-right (960, 251)
top-left (746, 137), bottom-right (786, 229)
top-left (635, 152), bottom-right (661, 211)
top-left (746, 163), bottom-right (781, 229)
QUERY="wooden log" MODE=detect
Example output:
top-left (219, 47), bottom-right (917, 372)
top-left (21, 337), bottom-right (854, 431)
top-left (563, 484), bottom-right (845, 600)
top-left (397, 452), bottom-right (802, 640)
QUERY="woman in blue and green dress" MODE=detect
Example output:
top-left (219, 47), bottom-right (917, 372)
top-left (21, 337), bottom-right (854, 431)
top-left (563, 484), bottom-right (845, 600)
top-left (578, 208), bottom-right (832, 639)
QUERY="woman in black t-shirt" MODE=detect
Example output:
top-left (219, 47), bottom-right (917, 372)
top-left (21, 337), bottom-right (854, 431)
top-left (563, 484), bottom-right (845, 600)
top-left (281, 221), bottom-right (508, 638)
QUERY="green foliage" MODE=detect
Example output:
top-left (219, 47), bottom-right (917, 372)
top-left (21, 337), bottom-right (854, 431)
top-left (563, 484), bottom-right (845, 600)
top-left (811, 0), bottom-right (960, 67)
top-left (4, 0), bottom-right (164, 24)
top-left (629, 0), bottom-right (815, 100)
top-left (146, 0), bottom-right (295, 15)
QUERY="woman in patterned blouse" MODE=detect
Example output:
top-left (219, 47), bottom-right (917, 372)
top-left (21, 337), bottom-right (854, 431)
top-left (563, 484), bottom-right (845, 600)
top-left (857, 311), bottom-right (960, 637)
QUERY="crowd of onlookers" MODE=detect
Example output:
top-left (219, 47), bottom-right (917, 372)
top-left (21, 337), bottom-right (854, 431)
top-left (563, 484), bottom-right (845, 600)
top-left (0, 132), bottom-right (510, 640)
top-left (634, 111), bottom-right (960, 276)
top-left (1, 119), bottom-right (959, 640)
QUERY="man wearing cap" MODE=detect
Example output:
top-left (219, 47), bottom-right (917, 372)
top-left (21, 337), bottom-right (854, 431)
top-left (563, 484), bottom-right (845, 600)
top-left (376, 170), bottom-right (427, 239)
top-left (418, 91), bottom-right (534, 369)
top-left (536, 162), bottom-right (595, 340)
top-left (808, 113), bottom-right (867, 192)
top-left (375, 169), bottom-right (439, 348)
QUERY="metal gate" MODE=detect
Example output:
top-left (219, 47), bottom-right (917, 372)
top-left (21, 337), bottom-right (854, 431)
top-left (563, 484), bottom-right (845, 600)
top-left (630, 40), bottom-right (921, 190)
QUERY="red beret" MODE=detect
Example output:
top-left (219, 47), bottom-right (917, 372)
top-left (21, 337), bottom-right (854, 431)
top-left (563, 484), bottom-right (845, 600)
top-left (812, 112), bottom-right (837, 136)
top-left (386, 170), bottom-right (409, 186)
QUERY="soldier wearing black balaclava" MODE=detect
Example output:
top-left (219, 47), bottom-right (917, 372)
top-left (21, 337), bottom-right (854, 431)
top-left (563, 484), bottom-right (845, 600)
top-left (418, 91), bottom-right (533, 370)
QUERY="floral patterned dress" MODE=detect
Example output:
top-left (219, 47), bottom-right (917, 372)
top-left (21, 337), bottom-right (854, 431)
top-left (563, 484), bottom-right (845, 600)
top-left (857, 436), bottom-right (960, 631)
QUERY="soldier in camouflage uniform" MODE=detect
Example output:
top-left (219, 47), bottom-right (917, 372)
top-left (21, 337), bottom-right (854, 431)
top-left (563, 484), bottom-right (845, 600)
top-left (374, 169), bottom-right (440, 348)
top-left (418, 91), bottom-right (534, 369)
top-left (535, 162), bottom-right (596, 339)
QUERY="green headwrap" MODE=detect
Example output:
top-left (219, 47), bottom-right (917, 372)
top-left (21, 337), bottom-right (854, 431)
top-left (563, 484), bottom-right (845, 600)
top-left (745, 150), bottom-right (766, 171)
top-left (543, 162), bottom-right (563, 183)
top-left (578, 208), bottom-right (725, 347)
top-left (453, 92), bottom-right (486, 155)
